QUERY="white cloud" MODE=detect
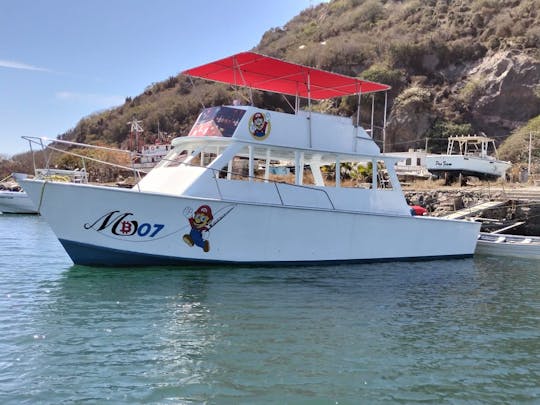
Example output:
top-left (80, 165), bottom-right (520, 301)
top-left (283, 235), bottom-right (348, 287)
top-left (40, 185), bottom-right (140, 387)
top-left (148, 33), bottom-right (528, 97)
top-left (56, 91), bottom-right (124, 107)
top-left (0, 59), bottom-right (51, 72)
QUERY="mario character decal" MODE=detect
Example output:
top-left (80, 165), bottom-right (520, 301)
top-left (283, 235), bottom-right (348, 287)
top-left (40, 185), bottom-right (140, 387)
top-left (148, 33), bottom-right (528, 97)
top-left (183, 205), bottom-right (213, 252)
top-left (182, 204), bottom-right (235, 253)
top-left (249, 112), bottom-right (271, 140)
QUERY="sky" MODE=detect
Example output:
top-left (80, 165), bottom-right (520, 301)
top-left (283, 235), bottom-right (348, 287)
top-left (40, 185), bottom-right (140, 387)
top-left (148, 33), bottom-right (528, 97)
top-left (0, 0), bottom-right (324, 157)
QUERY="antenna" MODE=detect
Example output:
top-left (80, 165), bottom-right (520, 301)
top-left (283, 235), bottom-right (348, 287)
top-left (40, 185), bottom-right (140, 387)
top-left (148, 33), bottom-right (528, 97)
top-left (127, 118), bottom-right (144, 152)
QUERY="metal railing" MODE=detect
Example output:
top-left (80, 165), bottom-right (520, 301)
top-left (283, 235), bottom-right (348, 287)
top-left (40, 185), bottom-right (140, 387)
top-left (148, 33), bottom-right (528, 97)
top-left (21, 136), bottom-right (337, 209)
top-left (22, 136), bottom-right (147, 180)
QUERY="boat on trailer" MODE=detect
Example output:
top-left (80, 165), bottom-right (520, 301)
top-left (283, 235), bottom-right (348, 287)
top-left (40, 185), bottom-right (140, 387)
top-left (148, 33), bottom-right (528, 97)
top-left (426, 134), bottom-right (512, 181)
top-left (20, 52), bottom-right (480, 266)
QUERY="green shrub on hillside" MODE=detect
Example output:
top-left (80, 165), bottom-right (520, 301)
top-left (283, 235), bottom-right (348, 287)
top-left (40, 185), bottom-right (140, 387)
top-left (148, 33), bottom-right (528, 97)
top-left (394, 86), bottom-right (432, 110)
top-left (458, 79), bottom-right (484, 105)
top-left (426, 120), bottom-right (473, 153)
top-left (499, 115), bottom-right (540, 162)
top-left (360, 64), bottom-right (405, 92)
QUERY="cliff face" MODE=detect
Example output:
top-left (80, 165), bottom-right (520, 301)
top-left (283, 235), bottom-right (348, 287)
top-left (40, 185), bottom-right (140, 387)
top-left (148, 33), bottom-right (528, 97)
top-left (385, 49), bottom-right (540, 151)
top-left (465, 50), bottom-right (540, 136)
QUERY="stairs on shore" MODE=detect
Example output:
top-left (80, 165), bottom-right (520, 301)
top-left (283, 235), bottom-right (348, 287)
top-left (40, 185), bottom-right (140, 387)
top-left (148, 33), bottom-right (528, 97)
top-left (503, 187), bottom-right (540, 202)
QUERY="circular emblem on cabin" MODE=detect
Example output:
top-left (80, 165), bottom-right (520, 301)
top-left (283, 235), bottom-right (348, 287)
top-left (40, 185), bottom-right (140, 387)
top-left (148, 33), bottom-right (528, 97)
top-left (248, 112), bottom-right (271, 140)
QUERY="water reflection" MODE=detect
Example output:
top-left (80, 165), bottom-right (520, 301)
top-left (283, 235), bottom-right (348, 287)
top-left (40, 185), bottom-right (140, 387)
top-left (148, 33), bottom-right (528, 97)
top-left (22, 266), bottom-right (218, 403)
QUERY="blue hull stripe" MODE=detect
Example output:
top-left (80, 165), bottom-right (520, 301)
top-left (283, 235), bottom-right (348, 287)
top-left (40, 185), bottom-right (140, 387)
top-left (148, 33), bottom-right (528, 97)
top-left (59, 239), bottom-right (473, 267)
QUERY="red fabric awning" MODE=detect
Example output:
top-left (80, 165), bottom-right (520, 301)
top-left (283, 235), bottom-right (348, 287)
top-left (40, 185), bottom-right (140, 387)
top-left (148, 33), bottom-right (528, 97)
top-left (182, 52), bottom-right (390, 100)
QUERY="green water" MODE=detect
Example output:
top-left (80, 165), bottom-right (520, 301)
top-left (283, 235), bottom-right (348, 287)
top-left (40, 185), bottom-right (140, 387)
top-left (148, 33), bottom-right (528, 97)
top-left (0, 215), bottom-right (539, 404)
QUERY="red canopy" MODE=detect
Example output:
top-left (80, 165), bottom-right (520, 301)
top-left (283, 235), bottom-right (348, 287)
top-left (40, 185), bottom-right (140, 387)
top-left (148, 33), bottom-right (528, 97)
top-left (182, 52), bottom-right (390, 100)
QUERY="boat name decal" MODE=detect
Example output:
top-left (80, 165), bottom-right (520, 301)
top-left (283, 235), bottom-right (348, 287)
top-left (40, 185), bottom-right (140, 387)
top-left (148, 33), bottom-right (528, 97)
top-left (248, 112), bottom-right (271, 140)
top-left (84, 210), bottom-right (164, 238)
top-left (434, 160), bottom-right (452, 167)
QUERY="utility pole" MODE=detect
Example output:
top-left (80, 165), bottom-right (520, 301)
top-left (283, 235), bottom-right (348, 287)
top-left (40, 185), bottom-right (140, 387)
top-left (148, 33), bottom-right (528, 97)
top-left (528, 132), bottom-right (533, 177)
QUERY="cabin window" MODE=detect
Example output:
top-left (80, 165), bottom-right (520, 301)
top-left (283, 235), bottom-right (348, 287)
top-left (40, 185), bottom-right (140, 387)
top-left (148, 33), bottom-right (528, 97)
top-left (320, 159), bottom-right (372, 188)
top-left (217, 145), bottom-right (317, 186)
top-left (318, 159), bottom-right (393, 189)
top-left (158, 144), bottom-right (222, 169)
top-left (157, 149), bottom-right (190, 168)
top-left (374, 161), bottom-right (393, 190)
top-left (188, 106), bottom-right (246, 137)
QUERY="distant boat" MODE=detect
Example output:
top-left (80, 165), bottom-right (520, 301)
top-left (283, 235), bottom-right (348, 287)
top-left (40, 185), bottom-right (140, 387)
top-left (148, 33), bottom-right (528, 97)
top-left (0, 173), bottom-right (37, 214)
top-left (385, 149), bottom-right (431, 181)
top-left (127, 118), bottom-right (172, 170)
top-left (476, 232), bottom-right (540, 260)
top-left (426, 134), bottom-right (512, 181)
top-left (0, 186), bottom-right (38, 214)
top-left (132, 142), bottom-right (172, 170)
top-left (0, 170), bottom-right (88, 214)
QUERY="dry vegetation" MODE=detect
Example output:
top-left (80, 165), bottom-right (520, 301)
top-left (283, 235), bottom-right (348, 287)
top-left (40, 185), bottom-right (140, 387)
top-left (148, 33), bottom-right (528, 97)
top-left (3, 0), bottom-right (540, 178)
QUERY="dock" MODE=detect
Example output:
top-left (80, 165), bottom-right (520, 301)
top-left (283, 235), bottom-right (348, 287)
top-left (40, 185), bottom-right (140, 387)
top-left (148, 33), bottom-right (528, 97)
top-left (443, 200), bottom-right (506, 219)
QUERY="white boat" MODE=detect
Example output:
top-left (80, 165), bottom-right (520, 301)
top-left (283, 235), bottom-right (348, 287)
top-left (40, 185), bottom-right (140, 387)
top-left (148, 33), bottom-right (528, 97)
top-left (0, 170), bottom-right (88, 214)
top-left (0, 176), bottom-right (38, 214)
top-left (127, 118), bottom-right (172, 170)
top-left (426, 134), bottom-right (512, 180)
top-left (132, 142), bottom-right (172, 170)
top-left (0, 190), bottom-right (38, 214)
top-left (476, 232), bottom-right (540, 260)
top-left (20, 52), bottom-right (480, 266)
top-left (385, 149), bottom-right (431, 180)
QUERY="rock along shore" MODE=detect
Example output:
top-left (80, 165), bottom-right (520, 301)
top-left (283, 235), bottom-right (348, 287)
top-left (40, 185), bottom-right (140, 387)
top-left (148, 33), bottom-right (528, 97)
top-left (403, 183), bottom-right (540, 236)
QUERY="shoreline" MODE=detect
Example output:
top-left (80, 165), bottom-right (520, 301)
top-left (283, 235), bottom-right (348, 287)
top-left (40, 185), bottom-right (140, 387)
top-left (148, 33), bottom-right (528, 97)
top-left (403, 182), bottom-right (540, 236)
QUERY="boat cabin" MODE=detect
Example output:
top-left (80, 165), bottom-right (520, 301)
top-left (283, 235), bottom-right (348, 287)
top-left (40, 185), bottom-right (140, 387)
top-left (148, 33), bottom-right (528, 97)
top-left (137, 104), bottom-right (409, 216)
top-left (133, 52), bottom-right (409, 216)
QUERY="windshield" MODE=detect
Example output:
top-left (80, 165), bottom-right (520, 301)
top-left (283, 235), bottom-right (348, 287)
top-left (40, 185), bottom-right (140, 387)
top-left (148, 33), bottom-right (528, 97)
top-left (188, 106), bottom-right (246, 138)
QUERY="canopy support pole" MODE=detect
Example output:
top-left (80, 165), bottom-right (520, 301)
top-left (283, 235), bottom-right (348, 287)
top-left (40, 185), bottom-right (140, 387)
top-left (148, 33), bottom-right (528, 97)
top-left (307, 71), bottom-right (313, 148)
top-left (370, 94), bottom-right (375, 137)
top-left (382, 91), bottom-right (388, 153)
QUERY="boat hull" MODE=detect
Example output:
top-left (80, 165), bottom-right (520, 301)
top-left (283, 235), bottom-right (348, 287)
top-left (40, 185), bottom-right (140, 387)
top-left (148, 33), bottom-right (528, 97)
top-left (0, 191), bottom-right (39, 214)
top-left (475, 233), bottom-right (540, 260)
top-left (20, 180), bottom-right (480, 267)
top-left (426, 155), bottom-right (511, 179)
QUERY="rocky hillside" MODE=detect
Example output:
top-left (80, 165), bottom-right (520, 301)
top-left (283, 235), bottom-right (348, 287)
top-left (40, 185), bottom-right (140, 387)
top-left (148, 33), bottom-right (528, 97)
top-left (7, 0), bottom-right (540, 172)
top-left (259, 0), bottom-right (540, 158)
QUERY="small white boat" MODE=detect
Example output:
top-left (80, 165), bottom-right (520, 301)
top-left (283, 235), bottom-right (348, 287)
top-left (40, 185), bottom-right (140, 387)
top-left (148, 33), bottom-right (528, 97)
top-left (385, 149), bottom-right (431, 180)
top-left (426, 134), bottom-right (512, 180)
top-left (132, 142), bottom-right (172, 170)
top-left (0, 188), bottom-right (38, 214)
top-left (0, 170), bottom-right (88, 214)
top-left (476, 232), bottom-right (540, 260)
top-left (127, 119), bottom-right (172, 170)
top-left (0, 173), bottom-right (37, 214)
top-left (20, 52), bottom-right (480, 266)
